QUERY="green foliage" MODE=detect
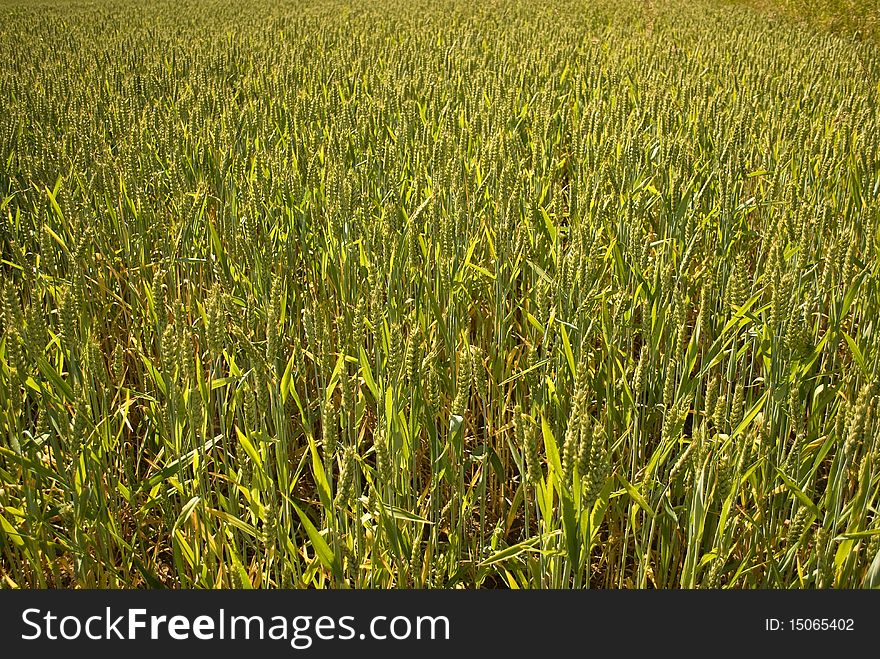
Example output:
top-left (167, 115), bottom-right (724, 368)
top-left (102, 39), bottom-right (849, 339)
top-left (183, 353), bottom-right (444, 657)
top-left (1, 0), bottom-right (879, 589)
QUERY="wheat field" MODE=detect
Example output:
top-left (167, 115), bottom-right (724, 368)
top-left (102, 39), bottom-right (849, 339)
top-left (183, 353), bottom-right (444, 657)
top-left (1, 0), bottom-right (879, 588)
